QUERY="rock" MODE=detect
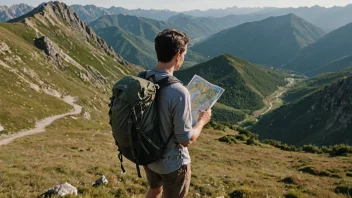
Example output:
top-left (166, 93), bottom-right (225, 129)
top-left (0, 42), bottom-right (11, 54)
top-left (79, 72), bottom-right (90, 82)
top-left (83, 112), bottom-right (91, 120)
top-left (39, 182), bottom-right (77, 197)
top-left (92, 175), bottom-right (108, 187)
top-left (34, 36), bottom-right (65, 68)
top-left (86, 65), bottom-right (107, 84)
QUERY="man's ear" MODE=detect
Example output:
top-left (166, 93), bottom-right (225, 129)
top-left (174, 51), bottom-right (181, 61)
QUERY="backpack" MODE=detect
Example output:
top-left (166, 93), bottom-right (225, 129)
top-left (108, 70), bottom-right (180, 178)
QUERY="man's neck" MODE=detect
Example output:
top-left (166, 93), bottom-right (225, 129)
top-left (155, 62), bottom-right (175, 75)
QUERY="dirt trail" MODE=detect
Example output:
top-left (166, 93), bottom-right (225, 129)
top-left (0, 96), bottom-right (82, 146)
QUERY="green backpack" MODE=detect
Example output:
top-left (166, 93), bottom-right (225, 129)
top-left (108, 71), bottom-right (180, 177)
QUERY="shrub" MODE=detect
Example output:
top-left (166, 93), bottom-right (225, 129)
top-left (219, 135), bottom-right (238, 145)
top-left (237, 127), bottom-right (259, 140)
top-left (302, 144), bottom-right (322, 154)
top-left (229, 187), bottom-right (254, 198)
top-left (261, 139), bottom-right (300, 152)
top-left (246, 137), bottom-right (259, 146)
top-left (206, 121), bottom-right (226, 131)
top-left (334, 186), bottom-right (352, 195)
top-left (329, 144), bottom-right (352, 157)
top-left (235, 134), bottom-right (248, 141)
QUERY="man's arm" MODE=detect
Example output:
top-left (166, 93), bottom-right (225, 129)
top-left (180, 109), bottom-right (211, 147)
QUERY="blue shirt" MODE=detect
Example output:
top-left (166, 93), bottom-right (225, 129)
top-left (145, 68), bottom-right (193, 174)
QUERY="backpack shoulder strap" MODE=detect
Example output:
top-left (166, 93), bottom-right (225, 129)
top-left (137, 70), bottom-right (148, 79)
top-left (157, 75), bottom-right (181, 89)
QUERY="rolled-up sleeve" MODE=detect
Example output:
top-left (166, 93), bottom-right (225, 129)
top-left (171, 87), bottom-right (193, 143)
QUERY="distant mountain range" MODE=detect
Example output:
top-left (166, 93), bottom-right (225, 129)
top-left (252, 70), bottom-right (352, 146)
top-left (286, 22), bottom-right (352, 76)
top-left (191, 14), bottom-right (325, 67)
top-left (70, 4), bottom-right (178, 22)
top-left (175, 54), bottom-right (287, 123)
top-left (90, 14), bottom-right (208, 69)
top-left (69, 4), bottom-right (352, 32)
top-left (0, 3), bottom-right (33, 22)
top-left (2, 3), bottom-right (352, 32)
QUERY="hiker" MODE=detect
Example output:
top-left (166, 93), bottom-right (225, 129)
top-left (109, 28), bottom-right (211, 198)
top-left (142, 29), bottom-right (212, 198)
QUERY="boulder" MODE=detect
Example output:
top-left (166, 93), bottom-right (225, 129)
top-left (39, 182), bottom-right (77, 197)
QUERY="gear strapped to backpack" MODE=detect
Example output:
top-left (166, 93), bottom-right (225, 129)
top-left (108, 70), bottom-right (180, 178)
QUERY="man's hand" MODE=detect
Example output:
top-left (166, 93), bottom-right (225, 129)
top-left (180, 108), bottom-right (212, 147)
top-left (197, 108), bottom-right (212, 126)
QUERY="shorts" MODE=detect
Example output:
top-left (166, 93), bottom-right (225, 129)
top-left (143, 163), bottom-right (191, 198)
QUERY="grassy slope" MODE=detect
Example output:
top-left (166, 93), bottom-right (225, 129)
top-left (191, 14), bottom-right (325, 66)
top-left (0, 120), bottom-right (351, 197)
top-left (0, 4), bottom-right (137, 133)
top-left (175, 54), bottom-right (286, 123)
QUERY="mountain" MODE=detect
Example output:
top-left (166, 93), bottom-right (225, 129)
top-left (252, 73), bottom-right (352, 146)
top-left (89, 14), bottom-right (171, 42)
top-left (167, 14), bottom-right (245, 39)
top-left (175, 54), bottom-right (287, 123)
top-left (0, 3), bottom-right (33, 22)
top-left (90, 14), bottom-right (208, 69)
top-left (192, 14), bottom-right (326, 67)
top-left (183, 6), bottom-right (265, 17)
top-left (0, 1), bottom-right (139, 133)
top-left (251, 5), bottom-right (352, 32)
top-left (286, 22), bottom-right (352, 76)
top-left (70, 4), bottom-right (177, 22)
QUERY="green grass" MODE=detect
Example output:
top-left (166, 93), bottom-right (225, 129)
top-left (0, 121), bottom-right (351, 197)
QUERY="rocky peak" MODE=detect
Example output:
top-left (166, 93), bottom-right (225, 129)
top-left (9, 1), bottom-right (127, 65)
top-left (0, 4), bottom-right (33, 22)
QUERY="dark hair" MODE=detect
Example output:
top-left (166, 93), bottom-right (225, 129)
top-left (155, 29), bottom-right (190, 63)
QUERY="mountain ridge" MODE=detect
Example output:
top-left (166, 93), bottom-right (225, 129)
top-left (286, 21), bottom-right (352, 76)
top-left (191, 13), bottom-right (325, 67)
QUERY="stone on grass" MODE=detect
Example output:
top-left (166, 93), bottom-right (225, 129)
top-left (40, 182), bottom-right (77, 197)
top-left (92, 175), bottom-right (108, 187)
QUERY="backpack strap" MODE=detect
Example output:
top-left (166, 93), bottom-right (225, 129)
top-left (137, 70), bottom-right (148, 79)
top-left (157, 76), bottom-right (181, 89)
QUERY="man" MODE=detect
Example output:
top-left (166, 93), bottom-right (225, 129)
top-left (143, 29), bottom-right (212, 198)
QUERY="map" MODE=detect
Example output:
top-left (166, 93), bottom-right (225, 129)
top-left (187, 75), bottom-right (225, 126)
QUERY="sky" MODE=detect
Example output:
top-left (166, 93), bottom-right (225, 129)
top-left (2, 0), bottom-right (352, 11)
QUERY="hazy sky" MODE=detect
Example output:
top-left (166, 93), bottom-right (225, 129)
top-left (2, 0), bottom-right (352, 11)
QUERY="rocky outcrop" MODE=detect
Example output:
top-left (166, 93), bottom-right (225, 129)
top-left (34, 36), bottom-right (64, 68)
top-left (9, 1), bottom-right (127, 65)
top-left (0, 42), bottom-right (11, 54)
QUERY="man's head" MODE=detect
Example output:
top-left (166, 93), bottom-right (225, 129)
top-left (155, 29), bottom-right (190, 71)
